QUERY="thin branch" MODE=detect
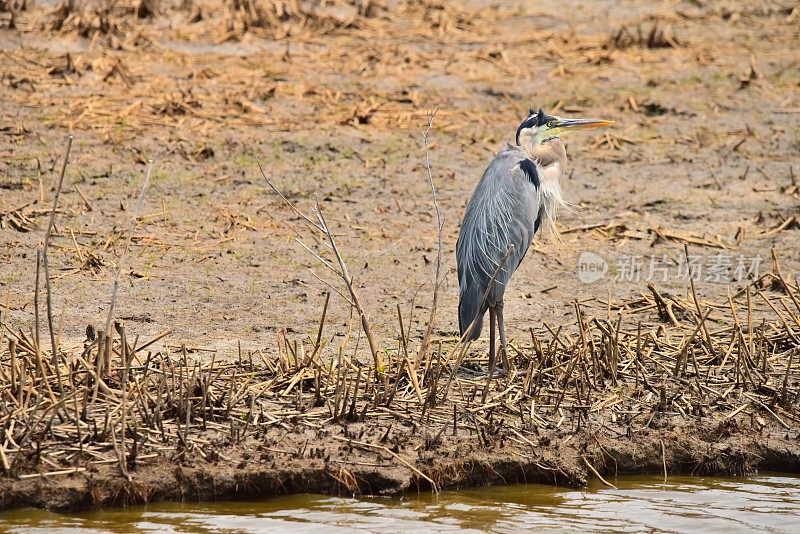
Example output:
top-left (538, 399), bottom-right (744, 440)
top-left (253, 147), bottom-right (382, 372)
top-left (42, 134), bottom-right (73, 393)
top-left (314, 199), bottom-right (382, 372)
top-left (309, 269), bottom-right (356, 308)
top-left (252, 146), bottom-right (324, 233)
top-left (582, 456), bottom-right (617, 489)
top-left (294, 237), bottom-right (337, 275)
top-left (417, 107), bottom-right (443, 367)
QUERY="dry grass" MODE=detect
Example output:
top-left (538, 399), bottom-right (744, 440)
top-left (4, 0), bottom-right (526, 131)
top-left (42, 0), bottom-right (160, 49)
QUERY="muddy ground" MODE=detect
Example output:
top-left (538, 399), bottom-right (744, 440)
top-left (1, 0), bottom-right (799, 512)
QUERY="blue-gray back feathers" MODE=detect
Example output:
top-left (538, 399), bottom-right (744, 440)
top-left (456, 145), bottom-right (541, 339)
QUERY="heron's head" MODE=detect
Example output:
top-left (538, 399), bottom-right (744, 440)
top-left (516, 108), bottom-right (614, 147)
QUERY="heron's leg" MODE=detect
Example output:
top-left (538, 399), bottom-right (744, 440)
top-left (497, 300), bottom-right (509, 371)
top-left (488, 307), bottom-right (496, 371)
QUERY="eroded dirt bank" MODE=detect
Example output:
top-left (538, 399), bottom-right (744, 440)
top-left (3, 418), bottom-right (799, 512)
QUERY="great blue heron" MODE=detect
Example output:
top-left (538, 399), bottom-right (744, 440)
top-left (456, 108), bottom-right (614, 372)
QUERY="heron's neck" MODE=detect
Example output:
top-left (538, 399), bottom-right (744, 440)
top-left (520, 138), bottom-right (565, 166)
top-left (522, 139), bottom-right (568, 238)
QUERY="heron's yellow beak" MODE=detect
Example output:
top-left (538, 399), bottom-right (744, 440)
top-left (547, 117), bottom-right (614, 138)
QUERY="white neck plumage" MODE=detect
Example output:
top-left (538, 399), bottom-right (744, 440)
top-left (519, 136), bottom-right (568, 239)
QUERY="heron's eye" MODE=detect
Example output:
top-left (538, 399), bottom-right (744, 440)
top-left (547, 120), bottom-right (557, 127)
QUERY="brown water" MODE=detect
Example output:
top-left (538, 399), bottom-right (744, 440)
top-left (2, 475), bottom-right (800, 533)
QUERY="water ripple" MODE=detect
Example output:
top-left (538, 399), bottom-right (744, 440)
top-left (2, 474), bottom-right (799, 533)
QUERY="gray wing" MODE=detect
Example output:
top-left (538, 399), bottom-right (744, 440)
top-left (456, 145), bottom-right (540, 340)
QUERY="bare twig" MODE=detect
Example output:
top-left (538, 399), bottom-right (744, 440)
top-left (253, 146), bottom-right (382, 373)
top-left (252, 147), bottom-right (323, 233)
top-left (583, 456), bottom-right (617, 489)
top-left (42, 135), bottom-right (73, 393)
top-left (314, 200), bottom-right (382, 373)
top-left (417, 107), bottom-right (443, 368)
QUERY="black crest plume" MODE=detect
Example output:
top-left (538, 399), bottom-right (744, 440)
top-left (516, 107), bottom-right (550, 145)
